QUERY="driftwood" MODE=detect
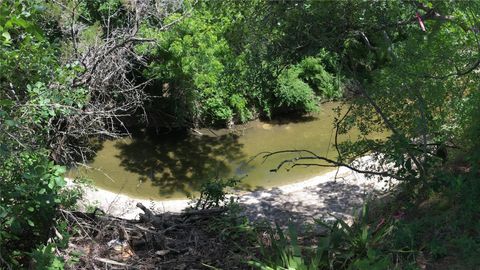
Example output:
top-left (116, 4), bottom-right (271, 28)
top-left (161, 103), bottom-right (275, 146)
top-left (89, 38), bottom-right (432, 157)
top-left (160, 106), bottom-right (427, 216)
top-left (136, 203), bottom-right (164, 228)
top-left (136, 202), bottom-right (228, 229)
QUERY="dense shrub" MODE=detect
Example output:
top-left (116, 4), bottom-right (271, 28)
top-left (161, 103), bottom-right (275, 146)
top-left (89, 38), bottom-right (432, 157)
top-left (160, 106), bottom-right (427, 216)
top-left (274, 66), bottom-right (320, 114)
top-left (0, 2), bottom-right (80, 267)
top-left (0, 106), bottom-right (80, 267)
top-left (273, 53), bottom-right (341, 114)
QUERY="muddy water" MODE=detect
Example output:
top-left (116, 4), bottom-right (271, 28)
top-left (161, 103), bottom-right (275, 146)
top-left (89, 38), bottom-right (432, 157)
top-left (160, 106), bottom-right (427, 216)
top-left (70, 103), bottom-right (383, 199)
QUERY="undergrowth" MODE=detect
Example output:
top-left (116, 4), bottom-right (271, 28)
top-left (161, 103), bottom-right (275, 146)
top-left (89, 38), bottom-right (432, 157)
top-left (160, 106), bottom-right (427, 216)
top-left (248, 156), bottom-right (480, 270)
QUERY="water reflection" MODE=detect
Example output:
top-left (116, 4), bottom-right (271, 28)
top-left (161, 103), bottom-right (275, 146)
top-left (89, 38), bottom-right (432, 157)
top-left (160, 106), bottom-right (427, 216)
top-left (114, 130), bottom-right (247, 197)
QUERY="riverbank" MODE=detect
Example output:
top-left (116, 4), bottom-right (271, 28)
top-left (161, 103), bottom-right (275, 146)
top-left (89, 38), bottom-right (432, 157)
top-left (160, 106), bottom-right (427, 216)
top-left (72, 155), bottom-right (395, 224)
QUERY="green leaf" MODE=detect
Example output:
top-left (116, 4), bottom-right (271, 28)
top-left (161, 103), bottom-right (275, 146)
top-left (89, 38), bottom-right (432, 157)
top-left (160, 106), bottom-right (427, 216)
top-left (9, 17), bottom-right (29, 28)
top-left (361, 226), bottom-right (369, 243)
top-left (405, 159), bottom-right (412, 171)
top-left (5, 217), bottom-right (14, 226)
top-left (27, 219), bottom-right (35, 227)
top-left (2, 31), bottom-right (11, 42)
top-left (0, 99), bottom-right (14, 107)
top-left (55, 166), bottom-right (66, 175)
top-left (54, 176), bottom-right (65, 187)
top-left (48, 179), bottom-right (55, 189)
top-left (5, 119), bottom-right (16, 126)
top-left (288, 223), bottom-right (301, 257)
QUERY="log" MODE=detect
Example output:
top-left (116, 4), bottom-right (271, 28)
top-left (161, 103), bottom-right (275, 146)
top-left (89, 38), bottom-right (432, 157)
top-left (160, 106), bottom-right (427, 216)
top-left (136, 203), bottom-right (163, 228)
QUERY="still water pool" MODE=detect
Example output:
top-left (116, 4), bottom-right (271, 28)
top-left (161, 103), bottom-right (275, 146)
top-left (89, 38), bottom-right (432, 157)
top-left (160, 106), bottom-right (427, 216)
top-left (70, 103), bottom-right (382, 199)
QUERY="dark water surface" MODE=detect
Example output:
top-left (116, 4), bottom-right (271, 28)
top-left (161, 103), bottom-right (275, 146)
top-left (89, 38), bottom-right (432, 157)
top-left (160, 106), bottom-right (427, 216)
top-left (70, 103), bottom-right (383, 199)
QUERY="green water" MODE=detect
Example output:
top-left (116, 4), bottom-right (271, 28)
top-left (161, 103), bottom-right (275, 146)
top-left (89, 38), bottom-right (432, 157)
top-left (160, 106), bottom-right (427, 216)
top-left (70, 103), bottom-right (382, 199)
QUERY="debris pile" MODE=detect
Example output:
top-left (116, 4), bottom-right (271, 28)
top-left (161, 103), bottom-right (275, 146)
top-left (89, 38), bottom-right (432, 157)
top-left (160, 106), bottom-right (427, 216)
top-left (60, 203), bottom-right (249, 269)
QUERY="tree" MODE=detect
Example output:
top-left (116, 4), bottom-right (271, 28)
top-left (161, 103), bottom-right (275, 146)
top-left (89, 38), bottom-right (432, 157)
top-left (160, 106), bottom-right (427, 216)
top-left (136, 0), bottom-right (344, 127)
top-left (0, 0), bottom-right (183, 267)
top-left (265, 0), bottom-right (480, 199)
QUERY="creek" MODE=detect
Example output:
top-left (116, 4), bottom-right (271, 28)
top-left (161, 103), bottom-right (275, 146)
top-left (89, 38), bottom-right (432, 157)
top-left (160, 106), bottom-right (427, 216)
top-left (70, 102), bottom-right (383, 199)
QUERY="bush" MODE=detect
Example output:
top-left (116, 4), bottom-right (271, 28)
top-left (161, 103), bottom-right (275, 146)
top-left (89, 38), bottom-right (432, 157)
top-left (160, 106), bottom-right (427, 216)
top-left (0, 113), bottom-right (80, 267)
top-left (274, 53), bottom-right (342, 115)
top-left (275, 66), bottom-right (320, 114)
top-left (298, 54), bottom-right (342, 99)
top-left (0, 149), bottom-right (78, 267)
top-left (189, 178), bottom-right (240, 210)
top-left (1, 77), bottom-right (81, 268)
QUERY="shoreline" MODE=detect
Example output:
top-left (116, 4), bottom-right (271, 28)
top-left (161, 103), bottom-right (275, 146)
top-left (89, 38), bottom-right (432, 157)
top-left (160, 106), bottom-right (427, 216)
top-left (71, 155), bottom-right (394, 222)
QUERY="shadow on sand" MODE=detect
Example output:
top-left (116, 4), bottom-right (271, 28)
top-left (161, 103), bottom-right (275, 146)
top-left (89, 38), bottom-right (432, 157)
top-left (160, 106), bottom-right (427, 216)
top-left (239, 179), bottom-right (378, 230)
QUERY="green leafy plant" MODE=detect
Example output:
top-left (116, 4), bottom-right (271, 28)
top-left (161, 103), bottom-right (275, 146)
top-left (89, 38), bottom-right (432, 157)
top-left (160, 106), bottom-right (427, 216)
top-left (250, 223), bottom-right (325, 270)
top-left (30, 243), bottom-right (65, 270)
top-left (315, 204), bottom-right (395, 269)
top-left (207, 200), bottom-right (256, 247)
top-left (298, 52), bottom-right (342, 99)
top-left (250, 204), bottom-right (395, 270)
top-left (189, 178), bottom-right (240, 210)
top-left (0, 2), bottom-right (82, 267)
top-left (274, 65), bottom-right (320, 114)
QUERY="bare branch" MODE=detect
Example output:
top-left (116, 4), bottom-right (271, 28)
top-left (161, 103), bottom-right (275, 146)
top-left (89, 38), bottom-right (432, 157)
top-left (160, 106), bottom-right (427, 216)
top-left (44, 0), bottom-right (188, 164)
top-left (261, 150), bottom-right (406, 181)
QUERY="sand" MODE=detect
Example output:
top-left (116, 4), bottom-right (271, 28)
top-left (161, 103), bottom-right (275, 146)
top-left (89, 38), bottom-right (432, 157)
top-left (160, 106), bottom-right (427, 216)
top-left (69, 155), bottom-right (396, 225)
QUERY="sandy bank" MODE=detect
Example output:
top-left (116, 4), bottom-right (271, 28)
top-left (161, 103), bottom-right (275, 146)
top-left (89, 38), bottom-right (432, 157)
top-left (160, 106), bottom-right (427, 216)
top-left (71, 155), bottom-right (395, 224)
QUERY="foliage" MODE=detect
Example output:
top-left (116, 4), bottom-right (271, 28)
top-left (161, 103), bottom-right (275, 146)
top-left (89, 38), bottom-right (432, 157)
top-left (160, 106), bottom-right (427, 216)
top-left (334, 0), bottom-right (480, 197)
top-left (207, 201), bottom-right (257, 250)
top-left (189, 178), bottom-right (240, 210)
top-left (0, 0), bottom-right (180, 265)
top-left (297, 53), bottom-right (342, 99)
top-left (0, 0), bottom-right (54, 92)
top-left (0, 99), bottom-right (80, 267)
top-left (388, 161), bottom-right (480, 269)
top-left (30, 243), bottom-right (66, 270)
top-left (250, 204), bottom-right (395, 270)
top-left (316, 206), bottom-right (395, 269)
top-left (0, 1), bottom-right (80, 267)
top-left (250, 223), bottom-right (324, 270)
top-left (2, 0), bottom-right (480, 268)
top-left (137, 0), bottom-right (345, 127)
top-left (274, 65), bottom-right (319, 114)
top-left (138, 1), bottom-right (240, 126)
top-left (273, 52), bottom-right (341, 114)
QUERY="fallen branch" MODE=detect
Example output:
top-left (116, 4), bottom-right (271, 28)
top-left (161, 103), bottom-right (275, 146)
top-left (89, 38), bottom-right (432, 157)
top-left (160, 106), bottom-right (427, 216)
top-left (260, 149), bottom-right (405, 181)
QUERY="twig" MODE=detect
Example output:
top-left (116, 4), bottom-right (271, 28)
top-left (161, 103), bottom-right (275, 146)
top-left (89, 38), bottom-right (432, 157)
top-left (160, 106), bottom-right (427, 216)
top-left (93, 257), bottom-right (128, 266)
